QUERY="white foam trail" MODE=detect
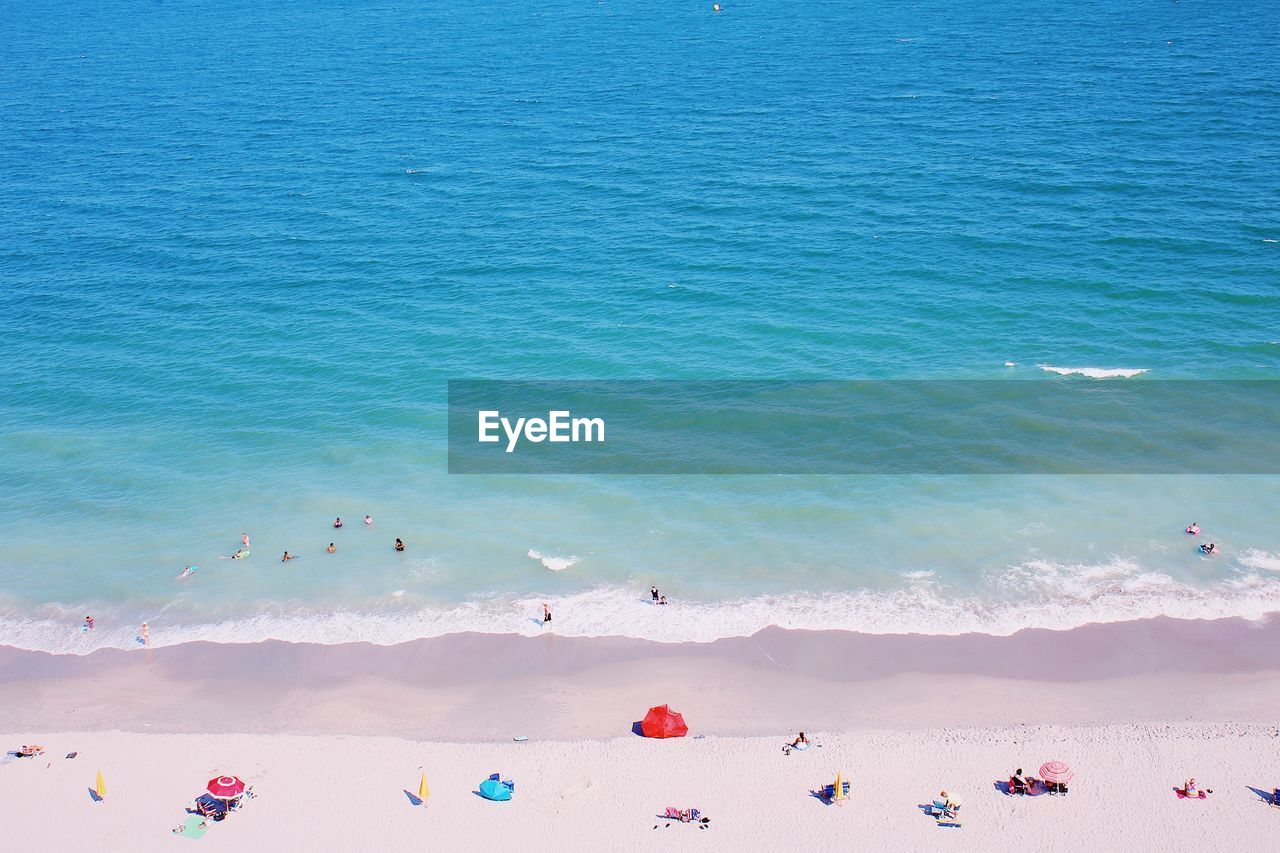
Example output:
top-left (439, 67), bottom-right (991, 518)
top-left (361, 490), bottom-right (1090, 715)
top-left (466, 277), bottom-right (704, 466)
top-left (6, 556), bottom-right (1280, 654)
top-left (1038, 364), bottom-right (1149, 379)
top-left (1238, 550), bottom-right (1280, 573)
top-left (527, 549), bottom-right (579, 572)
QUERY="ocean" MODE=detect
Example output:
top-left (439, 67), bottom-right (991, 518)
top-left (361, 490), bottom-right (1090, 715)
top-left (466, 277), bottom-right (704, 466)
top-left (1, 0), bottom-right (1278, 652)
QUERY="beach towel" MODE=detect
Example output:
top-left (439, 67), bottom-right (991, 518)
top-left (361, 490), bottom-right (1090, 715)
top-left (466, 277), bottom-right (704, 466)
top-left (173, 816), bottom-right (208, 840)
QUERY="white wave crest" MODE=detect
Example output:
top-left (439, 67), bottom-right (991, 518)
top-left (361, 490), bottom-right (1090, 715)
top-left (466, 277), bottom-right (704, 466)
top-left (1238, 549), bottom-right (1280, 573)
top-left (5, 555), bottom-right (1280, 654)
top-left (1038, 364), bottom-right (1149, 379)
top-left (527, 549), bottom-right (579, 572)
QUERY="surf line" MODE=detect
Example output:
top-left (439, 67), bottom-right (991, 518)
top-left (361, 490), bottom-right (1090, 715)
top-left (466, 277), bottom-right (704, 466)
top-left (477, 410), bottom-right (605, 453)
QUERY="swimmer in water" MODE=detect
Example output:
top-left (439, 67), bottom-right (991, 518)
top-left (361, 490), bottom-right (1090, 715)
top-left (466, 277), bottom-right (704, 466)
top-left (394, 538), bottom-right (405, 552)
top-left (1199, 542), bottom-right (1217, 555)
top-left (326, 542), bottom-right (336, 553)
top-left (1186, 522), bottom-right (1200, 536)
top-left (221, 549), bottom-right (248, 560)
top-left (178, 565), bottom-right (197, 579)
top-left (84, 616), bottom-right (94, 631)
top-left (139, 623), bottom-right (151, 645)
top-left (282, 551), bottom-right (296, 562)
top-left (659, 595), bottom-right (668, 605)
top-left (334, 517), bottom-right (343, 529)
top-left (364, 515), bottom-right (373, 526)
top-left (242, 532), bottom-right (251, 548)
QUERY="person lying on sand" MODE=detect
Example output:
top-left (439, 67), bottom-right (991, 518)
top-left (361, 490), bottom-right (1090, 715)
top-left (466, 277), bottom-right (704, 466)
top-left (17, 744), bottom-right (45, 757)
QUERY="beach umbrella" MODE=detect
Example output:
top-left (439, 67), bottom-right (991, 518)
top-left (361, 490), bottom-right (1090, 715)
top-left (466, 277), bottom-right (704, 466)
top-left (833, 771), bottom-right (846, 801)
top-left (478, 779), bottom-right (512, 801)
top-left (641, 704), bottom-right (689, 739)
top-left (207, 775), bottom-right (247, 801)
top-left (417, 772), bottom-right (430, 801)
top-left (95, 770), bottom-right (106, 799)
top-left (1039, 761), bottom-right (1073, 784)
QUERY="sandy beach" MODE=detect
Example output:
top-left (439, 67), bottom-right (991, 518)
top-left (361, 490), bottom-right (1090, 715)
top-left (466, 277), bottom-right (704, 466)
top-left (4, 615), bottom-right (1280, 851)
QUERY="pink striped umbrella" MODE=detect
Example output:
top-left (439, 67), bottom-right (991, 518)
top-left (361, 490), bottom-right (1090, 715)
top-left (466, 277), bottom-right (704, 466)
top-left (1039, 761), bottom-right (1073, 784)
top-left (207, 776), bottom-right (246, 800)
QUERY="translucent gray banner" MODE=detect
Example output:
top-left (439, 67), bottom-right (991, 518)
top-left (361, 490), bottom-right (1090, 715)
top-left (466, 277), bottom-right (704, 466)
top-left (447, 380), bottom-right (1279, 474)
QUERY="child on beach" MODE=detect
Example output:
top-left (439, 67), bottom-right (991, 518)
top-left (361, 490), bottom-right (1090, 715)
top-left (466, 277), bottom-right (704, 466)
top-left (139, 623), bottom-right (150, 645)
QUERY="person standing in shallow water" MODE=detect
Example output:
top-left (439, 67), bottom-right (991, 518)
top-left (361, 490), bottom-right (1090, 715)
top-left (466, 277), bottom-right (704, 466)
top-left (543, 602), bottom-right (552, 624)
top-left (651, 585), bottom-right (659, 603)
top-left (394, 538), bottom-right (405, 552)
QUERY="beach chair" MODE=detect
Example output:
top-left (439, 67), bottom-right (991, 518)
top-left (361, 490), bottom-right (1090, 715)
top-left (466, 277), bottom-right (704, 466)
top-left (821, 782), bottom-right (851, 800)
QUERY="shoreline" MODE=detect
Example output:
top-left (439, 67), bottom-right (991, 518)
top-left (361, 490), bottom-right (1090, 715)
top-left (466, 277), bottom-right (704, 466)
top-left (3, 614), bottom-right (1279, 739)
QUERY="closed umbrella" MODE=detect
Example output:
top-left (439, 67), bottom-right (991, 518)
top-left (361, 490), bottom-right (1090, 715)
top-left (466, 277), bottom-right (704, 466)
top-left (1039, 761), bottom-right (1073, 784)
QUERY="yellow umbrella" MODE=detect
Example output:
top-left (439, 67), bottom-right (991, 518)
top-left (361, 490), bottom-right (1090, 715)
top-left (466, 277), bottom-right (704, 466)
top-left (833, 772), bottom-right (845, 801)
top-left (417, 772), bottom-right (429, 802)
top-left (95, 770), bottom-right (106, 799)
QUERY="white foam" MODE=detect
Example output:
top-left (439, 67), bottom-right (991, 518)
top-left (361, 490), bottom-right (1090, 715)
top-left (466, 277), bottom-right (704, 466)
top-left (527, 549), bottom-right (579, 572)
top-left (6, 555), bottom-right (1280, 654)
top-left (1238, 549), bottom-right (1280, 573)
top-left (1038, 364), bottom-right (1149, 379)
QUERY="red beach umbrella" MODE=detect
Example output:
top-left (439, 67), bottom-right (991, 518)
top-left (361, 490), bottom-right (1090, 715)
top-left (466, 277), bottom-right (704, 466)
top-left (1039, 761), bottom-right (1073, 784)
top-left (641, 704), bottom-right (688, 738)
top-left (207, 775), bottom-right (247, 800)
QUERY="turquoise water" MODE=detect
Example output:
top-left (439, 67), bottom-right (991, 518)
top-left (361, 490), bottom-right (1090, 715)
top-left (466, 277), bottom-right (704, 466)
top-left (1, 0), bottom-right (1278, 650)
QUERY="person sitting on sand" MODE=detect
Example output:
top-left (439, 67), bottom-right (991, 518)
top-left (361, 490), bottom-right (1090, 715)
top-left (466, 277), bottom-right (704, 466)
top-left (282, 551), bottom-right (296, 562)
top-left (1186, 522), bottom-right (1200, 536)
top-left (934, 790), bottom-right (960, 819)
top-left (394, 538), bottom-right (405, 552)
top-left (791, 732), bottom-right (809, 748)
top-left (1009, 769), bottom-right (1028, 795)
top-left (1180, 777), bottom-right (1211, 798)
top-left (333, 517), bottom-right (343, 529)
top-left (659, 595), bottom-right (669, 605)
top-left (326, 542), bottom-right (336, 553)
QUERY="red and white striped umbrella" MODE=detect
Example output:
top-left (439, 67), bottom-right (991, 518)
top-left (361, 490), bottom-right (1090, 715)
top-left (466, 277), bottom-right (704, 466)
top-left (207, 776), bottom-right (246, 800)
top-left (1039, 761), bottom-right (1073, 784)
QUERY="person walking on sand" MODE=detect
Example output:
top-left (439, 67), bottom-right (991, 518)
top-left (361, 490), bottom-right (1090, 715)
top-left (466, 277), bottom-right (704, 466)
top-left (139, 623), bottom-right (151, 646)
top-left (543, 602), bottom-right (552, 625)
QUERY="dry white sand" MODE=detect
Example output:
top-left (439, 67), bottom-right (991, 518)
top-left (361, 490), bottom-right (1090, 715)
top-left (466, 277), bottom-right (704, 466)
top-left (4, 617), bottom-right (1280, 851)
top-left (3, 724), bottom-right (1279, 852)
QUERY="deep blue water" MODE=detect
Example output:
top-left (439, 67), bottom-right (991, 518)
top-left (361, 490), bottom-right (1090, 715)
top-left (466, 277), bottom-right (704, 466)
top-left (0, 0), bottom-right (1278, 650)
